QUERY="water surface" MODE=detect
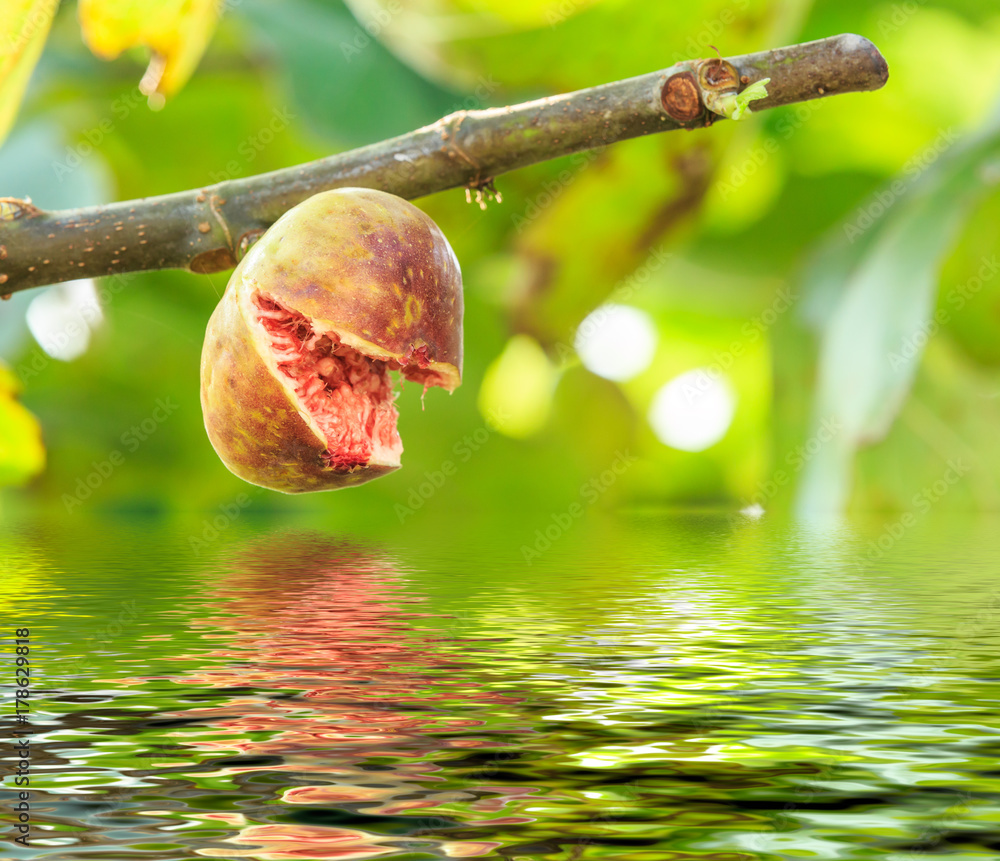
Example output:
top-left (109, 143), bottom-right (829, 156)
top-left (2, 512), bottom-right (1000, 859)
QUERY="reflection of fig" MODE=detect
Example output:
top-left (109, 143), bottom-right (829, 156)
top-left (200, 188), bottom-right (463, 493)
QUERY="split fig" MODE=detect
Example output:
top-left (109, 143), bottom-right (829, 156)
top-left (200, 188), bottom-right (463, 493)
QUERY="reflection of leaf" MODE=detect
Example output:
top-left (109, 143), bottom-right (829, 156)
top-left (78, 0), bottom-right (220, 100)
top-left (796, 114), bottom-right (1000, 513)
top-left (0, 361), bottom-right (45, 487)
top-left (0, 0), bottom-right (57, 147)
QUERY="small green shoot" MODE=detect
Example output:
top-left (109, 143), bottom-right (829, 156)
top-left (712, 77), bottom-right (771, 121)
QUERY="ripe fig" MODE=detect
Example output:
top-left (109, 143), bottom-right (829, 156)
top-left (200, 188), bottom-right (462, 493)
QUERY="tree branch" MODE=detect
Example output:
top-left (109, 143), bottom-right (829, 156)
top-left (0, 33), bottom-right (887, 298)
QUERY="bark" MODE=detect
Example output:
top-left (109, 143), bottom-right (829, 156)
top-left (0, 34), bottom-right (887, 298)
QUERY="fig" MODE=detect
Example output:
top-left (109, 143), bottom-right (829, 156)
top-left (200, 188), bottom-right (462, 493)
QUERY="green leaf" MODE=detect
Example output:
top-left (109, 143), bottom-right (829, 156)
top-left (795, 112), bottom-right (1000, 513)
top-left (78, 0), bottom-right (220, 102)
top-left (0, 0), bottom-right (57, 147)
top-left (239, 0), bottom-right (459, 149)
top-left (0, 361), bottom-right (45, 487)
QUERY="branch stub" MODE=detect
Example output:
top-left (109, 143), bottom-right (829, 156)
top-left (661, 72), bottom-right (703, 124)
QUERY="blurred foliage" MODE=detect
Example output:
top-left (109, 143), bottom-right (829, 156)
top-left (0, 0), bottom-right (57, 144)
top-left (1, 0), bottom-right (1000, 526)
top-left (1, 0), bottom-right (218, 145)
top-left (797, 110), bottom-right (1000, 512)
top-left (78, 0), bottom-right (221, 102)
top-left (0, 360), bottom-right (44, 485)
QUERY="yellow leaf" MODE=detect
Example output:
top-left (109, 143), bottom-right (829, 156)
top-left (78, 0), bottom-right (220, 103)
top-left (0, 360), bottom-right (45, 487)
top-left (0, 0), bottom-right (58, 147)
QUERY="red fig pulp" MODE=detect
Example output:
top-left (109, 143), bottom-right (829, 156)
top-left (254, 294), bottom-right (402, 471)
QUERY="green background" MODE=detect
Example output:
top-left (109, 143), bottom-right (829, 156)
top-left (3, 0), bottom-right (1000, 528)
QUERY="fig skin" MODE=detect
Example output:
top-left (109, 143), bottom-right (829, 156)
top-left (200, 188), bottom-right (463, 494)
